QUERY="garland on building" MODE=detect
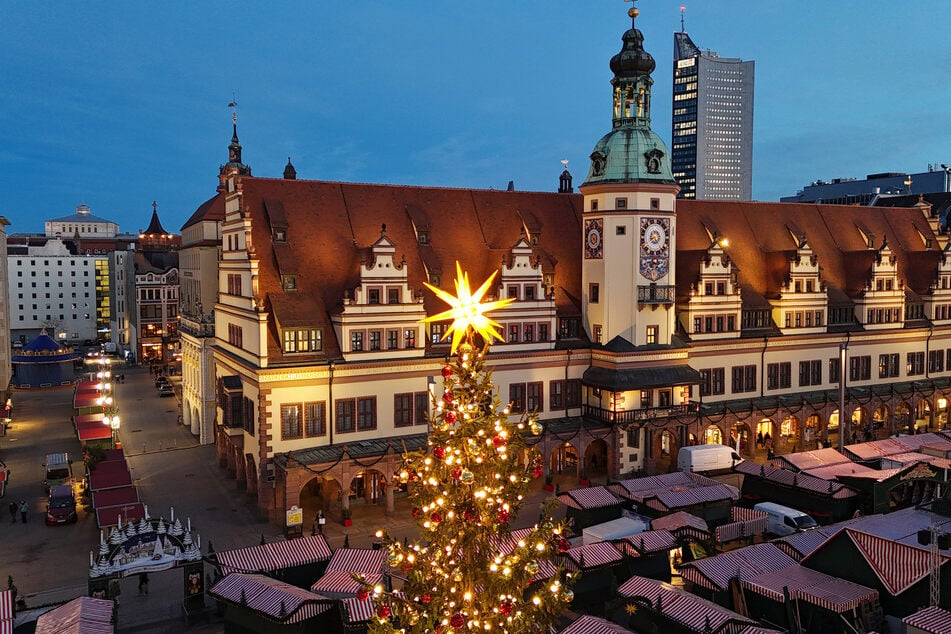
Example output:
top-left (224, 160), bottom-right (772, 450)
top-left (365, 263), bottom-right (575, 633)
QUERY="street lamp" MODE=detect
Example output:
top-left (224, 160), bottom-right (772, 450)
top-left (103, 413), bottom-right (121, 449)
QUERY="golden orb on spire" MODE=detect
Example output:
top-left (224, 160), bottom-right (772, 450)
top-left (629, 7), bottom-right (639, 19)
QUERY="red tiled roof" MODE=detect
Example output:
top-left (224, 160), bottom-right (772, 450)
top-left (237, 178), bottom-right (584, 361)
top-left (181, 194), bottom-right (224, 230)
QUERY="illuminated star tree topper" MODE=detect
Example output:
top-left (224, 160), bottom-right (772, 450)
top-left (422, 261), bottom-right (515, 353)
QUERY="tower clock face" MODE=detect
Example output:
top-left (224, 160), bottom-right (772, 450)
top-left (643, 223), bottom-right (666, 252)
top-left (639, 217), bottom-right (670, 281)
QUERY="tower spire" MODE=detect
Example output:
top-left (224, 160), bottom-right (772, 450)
top-left (219, 95), bottom-right (251, 181)
top-left (680, 5), bottom-right (686, 33)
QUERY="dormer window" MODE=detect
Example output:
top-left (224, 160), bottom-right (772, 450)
top-left (418, 231), bottom-right (430, 245)
top-left (273, 229), bottom-right (286, 242)
top-left (282, 275), bottom-right (297, 291)
top-left (388, 288), bottom-right (400, 304)
top-left (368, 288), bottom-right (380, 305)
top-left (283, 328), bottom-right (322, 353)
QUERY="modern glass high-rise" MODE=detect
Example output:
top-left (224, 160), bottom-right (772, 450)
top-left (672, 30), bottom-right (754, 200)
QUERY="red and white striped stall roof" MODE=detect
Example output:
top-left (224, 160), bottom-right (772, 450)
top-left (35, 596), bottom-right (115, 634)
top-left (559, 614), bottom-right (633, 634)
top-left (734, 460), bottom-right (859, 498)
top-left (210, 573), bottom-right (331, 624)
top-left (903, 605), bottom-right (951, 633)
top-left (715, 507), bottom-right (768, 544)
top-left (564, 542), bottom-right (623, 571)
top-left (884, 452), bottom-right (951, 471)
top-left (641, 483), bottom-right (738, 512)
top-left (679, 543), bottom-right (797, 592)
top-left (842, 528), bottom-right (946, 596)
top-left (310, 570), bottom-right (383, 597)
top-left (618, 529), bottom-right (677, 556)
top-left (0, 590), bottom-right (12, 634)
top-left (617, 575), bottom-right (756, 632)
top-left (341, 592), bottom-right (406, 624)
top-left (650, 511), bottom-right (709, 537)
top-left (741, 565), bottom-right (878, 613)
top-left (216, 535), bottom-right (332, 575)
top-left (844, 432), bottom-right (946, 461)
top-left (774, 447), bottom-right (851, 472)
top-left (325, 548), bottom-right (387, 574)
top-left (557, 486), bottom-right (624, 510)
top-left (773, 523), bottom-right (849, 561)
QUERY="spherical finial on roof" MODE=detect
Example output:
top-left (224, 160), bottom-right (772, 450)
top-left (629, 7), bottom-right (639, 19)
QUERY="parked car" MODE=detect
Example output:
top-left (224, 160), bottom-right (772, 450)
top-left (158, 384), bottom-right (175, 397)
top-left (46, 484), bottom-right (77, 525)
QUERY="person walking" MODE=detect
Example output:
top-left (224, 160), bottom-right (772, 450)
top-left (8, 502), bottom-right (16, 524)
top-left (138, 572), bottom-right (149, 595)
top-left (18, 501), bottom-right (27, 523)
top-left (317, 510), bottom-right (326, 535)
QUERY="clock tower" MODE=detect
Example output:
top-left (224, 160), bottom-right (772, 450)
top-left (580, 5), bottom-right (679, 347)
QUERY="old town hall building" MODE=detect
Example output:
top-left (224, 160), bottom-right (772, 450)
top-left (184, 10), bottom-right (951, 523)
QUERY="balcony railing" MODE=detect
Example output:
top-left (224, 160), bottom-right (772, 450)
top-left (637, 285), bottom-right (675, 305)
top-left (583, 403), bottom-right (699, 425)
top-left (179, 315), bottom-right (215, 337)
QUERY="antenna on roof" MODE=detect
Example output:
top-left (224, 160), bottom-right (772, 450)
top-left (680, 5), bottom-right (686, 32)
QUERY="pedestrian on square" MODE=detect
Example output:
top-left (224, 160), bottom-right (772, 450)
top-left (138, 572), bottom-right (149, 595)
top-left (8, 502), bottom-right (16, 524)
top-left (18, 501), bottom-right (27, 523)
top-left (317, 510), bottom-right (326, 535)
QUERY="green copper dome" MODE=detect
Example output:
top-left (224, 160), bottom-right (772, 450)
top-left (581, 8), bottom-right (675, 188)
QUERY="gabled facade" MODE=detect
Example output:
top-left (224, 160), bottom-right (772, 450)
top-left (186, 7), bottom-right (951, 526)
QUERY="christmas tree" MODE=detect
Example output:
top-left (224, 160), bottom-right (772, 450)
top-left (365, 263), bottom-right (575, 633)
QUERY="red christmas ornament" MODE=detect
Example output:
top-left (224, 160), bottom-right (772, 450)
top-left (532, 465), bottom-right (544, 479)
top-left (377, 604), bottom-right (392, 619)
top-left (433, 446), bottom-right (445, 460)
top-left (431, 510), bottom-right (443, 523)
top-left (463, 508), bottom-right (477, 523)
top-left (412, 507), bottom-right (421, 519)
top-left (497, 509), bottom-right (510, 523)
top-left (356, 588), bottom-right (369, 601)
top-left (443, 390), bottom-right (453, 404)
top-left (450, 613), bottom-right (465, 629)
top-left (499, 600), bottom-right (514, 615)
top-left (400, 561), bottom-right (413, 573)
top-left (442, 365), bottom-right (453, 379)
top-left (450, 466), bottom-right (463, 480)
top-left (421, 593), bottom-right (432, 604)
top-left (492, 435), bottom-right (506, 448)
top-left (445, 411), bottom-right (457, 425)
top-left (557, 538), bottom-right (570, 553)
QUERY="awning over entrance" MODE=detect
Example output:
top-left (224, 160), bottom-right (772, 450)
top-left (582, 365), bottom-right (701, 391)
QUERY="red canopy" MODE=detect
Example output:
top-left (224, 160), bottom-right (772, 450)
top-left (87, 461), bottom-right (132, 491)
top-left (92, 486), bottom-right (138, 510)
top-left (77, 421), bottom-right (111, 441)
top-left (74, 413), bottom-right (105, 425)
top-left (73, 395), bottom-right (101, 409)
top-left (96, 503), bottom-right (144, 528)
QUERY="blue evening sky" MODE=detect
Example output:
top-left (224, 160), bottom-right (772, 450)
top-left (3, 1), bottom-right (950, 234)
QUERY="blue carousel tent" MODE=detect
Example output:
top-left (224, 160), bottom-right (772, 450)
top-left (12, 333), bottom-right (80, 388)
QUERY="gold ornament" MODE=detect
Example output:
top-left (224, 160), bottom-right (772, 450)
top-left (529, 420), bottom-right (543, 435)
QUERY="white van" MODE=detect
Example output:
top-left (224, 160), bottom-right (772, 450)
top-left (754, 502), bottom-right (818, 537)
top-left (676, 444), bottom-right (742, 475)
